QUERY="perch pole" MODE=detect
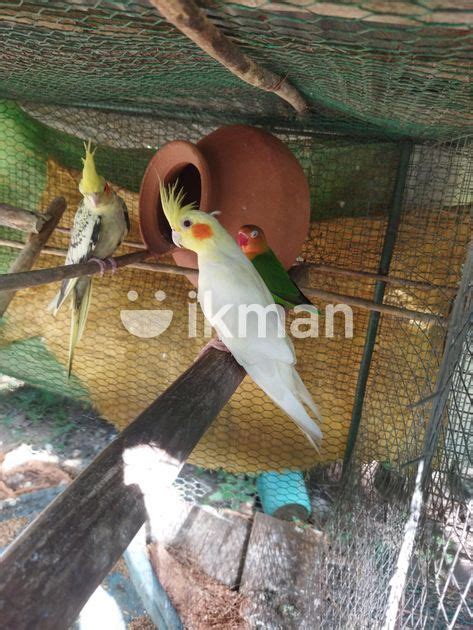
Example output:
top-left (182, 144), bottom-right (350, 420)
top-left (0, 241), bottom-right (444, 323)
top-left (0, 348), bottom-right (245, 630)
top-left (0, 250), bottom-right (149, 291)
top-left (150, 0), bottom-right (309, 114)
top-left (0, 196), bottom-right (67, 317)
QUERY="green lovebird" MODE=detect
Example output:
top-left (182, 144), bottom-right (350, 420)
top-left (237, 224), bottom-right (316, 311)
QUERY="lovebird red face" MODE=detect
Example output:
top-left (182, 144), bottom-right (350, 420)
top-left (237, 224), bottom-right (268, 258)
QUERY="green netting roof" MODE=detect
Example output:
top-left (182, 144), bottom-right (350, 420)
top-left (0, 1), bottom-right (472, 140)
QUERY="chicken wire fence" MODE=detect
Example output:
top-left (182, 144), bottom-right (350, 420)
top-left (0, 100), bottom-right (470, 628)
top-left (0, 0), bottom-right (472, 628)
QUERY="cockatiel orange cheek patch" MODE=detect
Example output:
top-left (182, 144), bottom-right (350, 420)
top-left (191, 223), bottom-right (213, 240)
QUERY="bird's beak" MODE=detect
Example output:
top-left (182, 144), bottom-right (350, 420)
top-left (87, 193), bottom-right (100, 208)
top-left (171, 230), bottom-right (182, 248)
top-left (237, 231), bottom-right (249, 247)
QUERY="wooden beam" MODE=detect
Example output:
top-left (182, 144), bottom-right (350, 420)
top-left (150, 0), bottom-right (309, 114)
top-left (0, 197), bottom-right (67, 316)
top-left (0, 236), bottom-right (197, 280)
top-left (0, 348), bottom-right (245, 630)
top-left (0, 203), bottom-right (49, 233)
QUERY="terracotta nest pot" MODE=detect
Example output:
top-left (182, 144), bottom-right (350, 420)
top-left (139, 125), bottom-right (310, 284)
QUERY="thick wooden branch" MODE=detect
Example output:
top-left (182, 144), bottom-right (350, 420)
top-left (0, 203), bottom-right (50, 233)
top-left (0, 349), bottom-right (245, 630)
top-left (150, 0), bottom-right (309, 114)
top-left (0, 197), bottom-right (67, 316)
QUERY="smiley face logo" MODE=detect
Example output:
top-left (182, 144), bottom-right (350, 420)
top-left (120, 290), bottom-right (173, 338)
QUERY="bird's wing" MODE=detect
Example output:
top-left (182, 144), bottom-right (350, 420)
top-left (253, 249), bottom-right (312, 308)
top-left (199, 255), bottom-right (295, 366)
top-left (117, 194), bottom-right (130, 237)
top-left (67, 200), bottom-right (102, 263)
top-left (52, 202), bottom-right (101, 313)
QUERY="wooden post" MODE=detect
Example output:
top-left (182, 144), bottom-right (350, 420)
top-left (0, 203), bottom-right (50, 233)
top-left (0, 197), bottom-right (67, 317)
top-left (0, 349), bottom-right (245, 630)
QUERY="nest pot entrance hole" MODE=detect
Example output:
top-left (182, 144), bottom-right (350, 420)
top-left (158, 164), bottom-right (202, 245)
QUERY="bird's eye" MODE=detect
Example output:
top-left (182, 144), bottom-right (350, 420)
top-left (250, 229), bottom-right (259, 238)
top-left (182, 219), bottom-right (192, 229)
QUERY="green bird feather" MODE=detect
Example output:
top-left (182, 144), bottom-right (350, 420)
top-left (237, 225), bottom-right (317, 312)
top-left (252, 249), bottom-right (313, 309)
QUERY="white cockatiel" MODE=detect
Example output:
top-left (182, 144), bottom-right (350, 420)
top-left (160, 181), bottom-right (322, 447)
top-left (49, 141), bottom-right (130, 376)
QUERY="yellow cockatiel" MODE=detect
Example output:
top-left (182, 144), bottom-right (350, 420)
top-left (160, 181), bottom-right (322, 448)
top-left (50, 141), bottom-right (130, 376)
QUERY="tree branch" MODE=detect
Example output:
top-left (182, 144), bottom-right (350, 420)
top-left (0, 203), bottom-right (50, 233)
top-left (150, 0), bottom-right (309, 114)
top-left (0, 197), bottom-right (67, 316)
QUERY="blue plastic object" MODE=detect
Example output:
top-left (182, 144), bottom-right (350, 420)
top-left (256, 470), bottom-right (311, 520)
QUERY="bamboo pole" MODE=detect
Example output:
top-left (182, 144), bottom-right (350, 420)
top-left (0, 197), bottom-right (67, 316)
top-left (0, 203), bottom-right (50, 233)
top-left (149, 0), bottom-right (309, 114)
top-left (0, 239), bottom-right (445, 322)
top-left (0, 349), bottom-right (245, 630)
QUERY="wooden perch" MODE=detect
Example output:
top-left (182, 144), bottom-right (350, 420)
top-left (291, 262), bottom-right (457, 294)
top-left (0, 237), bottom-right (445, 323)
top-left (150, 0), bottom-right (309, 114)
top-left (0, 348), bottom-right (245, 630)
top-left (0, 197), bottom-right (67, 316)
top-left (0, 250), bottom-right (149, 292)
top-left (301, 286), bottom-right (445, 324)
top-left (0, 203), bottom-right (50, 233)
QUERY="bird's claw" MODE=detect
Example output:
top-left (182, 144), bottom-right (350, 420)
top-left (90, 257), bottom-right (107, 277)
top-left (89, 257), bottom-right (118, 277)
top-left (106, 257), bottom-right (118, 275)
top-left (195, 337), bottom-right (231, 362)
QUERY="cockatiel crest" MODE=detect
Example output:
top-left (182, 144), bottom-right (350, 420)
top-left (79, 140), bottom-right (106, 195)
top-left (159, 180), bottom-right (227, 253)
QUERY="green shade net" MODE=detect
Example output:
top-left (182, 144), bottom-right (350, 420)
top-left (0, 1), bottom-right (471, 140)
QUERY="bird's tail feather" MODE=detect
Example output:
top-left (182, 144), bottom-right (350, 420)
top-left (245, 362), bottom-right (322, 448)
top-left (48, 277), bottom-right (78, 316)
top-left (67, 279), bottom-right (92, 378)
top-left (292, 369), bottom-right (323, 422)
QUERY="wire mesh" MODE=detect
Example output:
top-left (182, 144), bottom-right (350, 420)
top-left (0, 1), bottom-right (472, 627)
